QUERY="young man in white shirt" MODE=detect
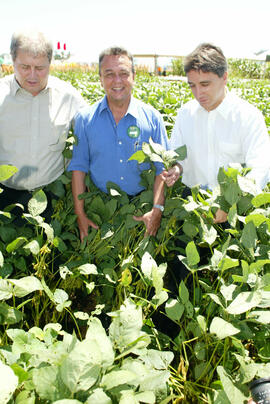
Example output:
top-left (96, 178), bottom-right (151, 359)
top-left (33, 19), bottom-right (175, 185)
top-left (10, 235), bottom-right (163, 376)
top-left (163, 43), bottom-right (270, 223)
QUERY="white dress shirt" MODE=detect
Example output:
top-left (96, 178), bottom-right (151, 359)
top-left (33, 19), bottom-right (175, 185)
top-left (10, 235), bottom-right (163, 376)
top-left (0, 74), bottom-right (87, 190)
top-left (170, 91), bottom-right (270, 191)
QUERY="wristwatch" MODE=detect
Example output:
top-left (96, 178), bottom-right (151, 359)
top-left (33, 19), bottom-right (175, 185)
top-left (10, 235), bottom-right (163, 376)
top-left (153, 204), bottom-right (164, 212)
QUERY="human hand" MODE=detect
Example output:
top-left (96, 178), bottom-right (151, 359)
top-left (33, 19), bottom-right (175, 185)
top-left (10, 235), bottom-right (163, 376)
top-left (247, 399), bottom-right (256, 404)
top-left (77, 212), bottom-right (99, 242)
top-left (161, 164), bottom-right (182, 187)
top-left (133, 208), bottom-right (162, 237)
top-left (213, 208), bottom-right (228, 224)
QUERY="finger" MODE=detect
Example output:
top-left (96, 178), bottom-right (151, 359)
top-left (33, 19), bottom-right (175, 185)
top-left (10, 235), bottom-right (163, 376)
top-left (133, 215), bottom-right (143, 222)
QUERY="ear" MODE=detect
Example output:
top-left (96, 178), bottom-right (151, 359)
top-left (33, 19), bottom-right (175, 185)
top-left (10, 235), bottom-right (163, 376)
top-left (223, 71), bottom-right (228, 85)
top-left (100, 75), bottom-right (104, 88)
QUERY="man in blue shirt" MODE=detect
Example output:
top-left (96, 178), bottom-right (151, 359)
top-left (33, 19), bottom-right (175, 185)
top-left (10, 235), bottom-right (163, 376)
top-left (68, 47), bottom-right (168, 241)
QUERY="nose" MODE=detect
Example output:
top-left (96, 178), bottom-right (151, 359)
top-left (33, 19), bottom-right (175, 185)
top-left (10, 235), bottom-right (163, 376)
top-left (29, 67), bottom-right (37, 79)
top-left (193, 85), bottom-right (204, 100)
top-left (113, 73), bottom-right (122, 82)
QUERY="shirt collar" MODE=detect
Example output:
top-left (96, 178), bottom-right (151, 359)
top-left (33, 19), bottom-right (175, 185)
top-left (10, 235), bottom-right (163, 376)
top-left (11, 74), bottom-right (51, 96)
top-left (195, 88), bottom-right (231, 119)
top-left (99, 96), bottom-right (140, 119)
top-left (214, 90), bottom-right (232, 119)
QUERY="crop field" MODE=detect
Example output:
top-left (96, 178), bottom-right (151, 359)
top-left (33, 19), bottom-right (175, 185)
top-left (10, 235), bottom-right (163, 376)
top-left (1, 69), bottom-right (270, 404)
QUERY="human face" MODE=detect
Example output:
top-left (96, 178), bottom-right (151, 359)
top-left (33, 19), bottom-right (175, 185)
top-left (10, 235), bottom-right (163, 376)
top-left (13, 50), bottom-right (50, 96)
top-left (99, 55), bottom-right (134, 107)
top-left (187, 69), bottom-right (227, 111)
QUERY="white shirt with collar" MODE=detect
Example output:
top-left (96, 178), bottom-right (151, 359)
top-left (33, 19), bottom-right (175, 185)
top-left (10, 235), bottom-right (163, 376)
top-left (170, 91), bottom-right (270, 191)
top-left (0, 74), bottom-right (87, 190)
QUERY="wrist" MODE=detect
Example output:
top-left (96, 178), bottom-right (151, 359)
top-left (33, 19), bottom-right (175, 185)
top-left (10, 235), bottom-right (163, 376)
top-left (153, 204), bottom-right (164, 213)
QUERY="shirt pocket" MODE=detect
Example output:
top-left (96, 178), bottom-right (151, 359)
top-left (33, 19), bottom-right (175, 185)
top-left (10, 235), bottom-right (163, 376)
top-left (219, 141), bottom-right (243, 167)
top-left (49, 123), bottom-right (69, 151)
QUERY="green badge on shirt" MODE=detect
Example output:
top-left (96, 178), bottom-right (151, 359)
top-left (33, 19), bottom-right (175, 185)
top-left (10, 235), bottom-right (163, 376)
top-left (127, 125), bottom-right (140, 138)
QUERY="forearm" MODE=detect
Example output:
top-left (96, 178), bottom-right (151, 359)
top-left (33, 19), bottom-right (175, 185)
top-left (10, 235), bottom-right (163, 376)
top-left (153, 173), bottom-right (166, 206)
top-left (71, 170), bottom-right (87, 216)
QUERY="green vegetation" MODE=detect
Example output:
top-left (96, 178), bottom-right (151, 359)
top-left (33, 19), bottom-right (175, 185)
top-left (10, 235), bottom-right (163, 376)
top-left (0, 72), bottom-right (270, 403)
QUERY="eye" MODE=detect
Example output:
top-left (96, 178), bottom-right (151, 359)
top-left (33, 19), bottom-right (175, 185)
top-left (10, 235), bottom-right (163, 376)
top-left (104, 72), bottom-right (114, 79)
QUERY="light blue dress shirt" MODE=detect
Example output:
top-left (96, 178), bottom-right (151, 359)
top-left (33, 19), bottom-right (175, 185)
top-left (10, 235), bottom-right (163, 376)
top-left (68, 96), bottom-right (168, 195)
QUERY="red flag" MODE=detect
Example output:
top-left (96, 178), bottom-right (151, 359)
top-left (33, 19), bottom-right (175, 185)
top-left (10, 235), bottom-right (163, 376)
top-left (57, 42), bottom-right (60, 50)
top-left (63, 43), bottom-right (66, 51)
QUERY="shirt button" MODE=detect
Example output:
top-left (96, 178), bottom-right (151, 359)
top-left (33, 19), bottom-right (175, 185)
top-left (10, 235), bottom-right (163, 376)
top-left (120, 159), bottom-right (123, 163)
top-left (120, 176), bottom-right (124, 180)
top-left (119, 141), bottom-right (122, 145)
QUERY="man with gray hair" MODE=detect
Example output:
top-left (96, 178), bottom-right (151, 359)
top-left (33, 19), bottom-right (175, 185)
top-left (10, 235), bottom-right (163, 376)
top-left (0, 30), bottom-right (86, 221)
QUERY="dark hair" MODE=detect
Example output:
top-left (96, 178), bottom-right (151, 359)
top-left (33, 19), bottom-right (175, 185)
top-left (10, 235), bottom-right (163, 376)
top-left (184, 43), bottom-right (227, 77)
top-left (99, 46), bottom-right (134, 74)
top-left (10, 30), bottom-right (53, 63)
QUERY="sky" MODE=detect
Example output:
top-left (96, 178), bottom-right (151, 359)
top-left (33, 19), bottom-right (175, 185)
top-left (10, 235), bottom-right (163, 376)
top-left (1, 0), bottom-right (270, 66)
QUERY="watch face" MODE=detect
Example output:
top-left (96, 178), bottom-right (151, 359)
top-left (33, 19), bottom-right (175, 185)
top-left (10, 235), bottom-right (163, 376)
top-left (154, 204), bottom-right (164, 211)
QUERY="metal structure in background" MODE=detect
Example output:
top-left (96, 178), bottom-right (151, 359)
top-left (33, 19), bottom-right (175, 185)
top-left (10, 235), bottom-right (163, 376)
top-left (134, 54), bottom-right (182, 75)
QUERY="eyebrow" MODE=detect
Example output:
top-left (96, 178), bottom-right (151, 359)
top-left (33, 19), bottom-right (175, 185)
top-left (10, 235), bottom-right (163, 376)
top-left (188, 80), bottom-right (211, 85)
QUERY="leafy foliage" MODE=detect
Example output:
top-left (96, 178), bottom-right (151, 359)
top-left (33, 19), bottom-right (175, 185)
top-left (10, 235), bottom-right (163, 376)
top-left (0, 72), bottom-right (270, 403)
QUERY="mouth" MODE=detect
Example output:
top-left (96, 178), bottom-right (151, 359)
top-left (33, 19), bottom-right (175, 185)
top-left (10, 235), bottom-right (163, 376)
top-left (112, 87), bottom-right (124, 92)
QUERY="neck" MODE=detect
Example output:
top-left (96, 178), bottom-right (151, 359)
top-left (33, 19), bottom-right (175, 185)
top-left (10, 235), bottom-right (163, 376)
top-left (107, 97), bottom-right (131, 124)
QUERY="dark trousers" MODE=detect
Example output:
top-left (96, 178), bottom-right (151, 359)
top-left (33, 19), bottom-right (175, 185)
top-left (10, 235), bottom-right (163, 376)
top-left (0, 184), bottom-right (54, 225)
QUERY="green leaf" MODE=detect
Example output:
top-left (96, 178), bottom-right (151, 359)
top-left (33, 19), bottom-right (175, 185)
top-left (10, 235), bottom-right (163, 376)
top-left (210, 317), bottom-right (240, 339)
top-left (11, 276), bottom-right (43, 298)
top-left (0, 302), bottom-right (23, 325)
top-left (14, 390), bottom-right (35, 404)
top-left (252, 192), bottom-right (270, 207)
top-left (28, 189), bottom-right (47, 216)
top-left (165, 298), bottom-right (184, 321)
top-left (33, 365), bottom-right (70, 401)
top-left (101, 369), bottom-right (137, 390)
top-left (200, 219), bottom-right (217, 246)
top-left (40, 223), bottom-right (54, 242)
top-left (52, 400), bottom-right (83, 404)
top-left (248, 310), bottom-right (270, 324)
top-left (227, 203), bottom-right (237, 227)
top-left (53, 236), bottom-right (67, 252)
top-left (0, 360), bottom-right (18, 403)
top-left (224, 182), bottom-right (240, 205)
top-left (182, 222), bottom-right (198, 238)
top-left (53, 289), bottom-right (71, 312)
top-left (174, 145), bottom-right (187, 161)
top-left (240, 221), bottom-right (257, 249)
top-left (86, 388), bottom-right (112, 404)
top-left (0, 279), bottom-right (13, 300)
top-left (23, 240), bottom-right (40, 255)
top-left (179, 281), bottom-right (189, 304)
top-left (128, 150), bottom-right (146, 163)
top-left (186, 241), bottom-right (200, 266)
top-left (218, 257), bottom-right (239, 271)
top-left (77, 263), bottom-right (98, 275)
top-left (61, 349), bottom-right (100, 393)
top-left (226, 291), bottom-right (262, 314)
top-left (217, 366), bottom-right (247, 403)
top-left (6, 237), bottom-right (27, 253)
top-left (0, 164), bottom-right (18, 182)
top-left (237, 175), bottom-right (257, 195)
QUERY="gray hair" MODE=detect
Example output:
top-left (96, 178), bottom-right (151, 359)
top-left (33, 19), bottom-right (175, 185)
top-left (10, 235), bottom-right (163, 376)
top-left (99, 46), bottom-right (134, 74)
top-left (10, 30), bottom-right (53, 63)
top-left (184, 43), bottom-right (227, 77)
